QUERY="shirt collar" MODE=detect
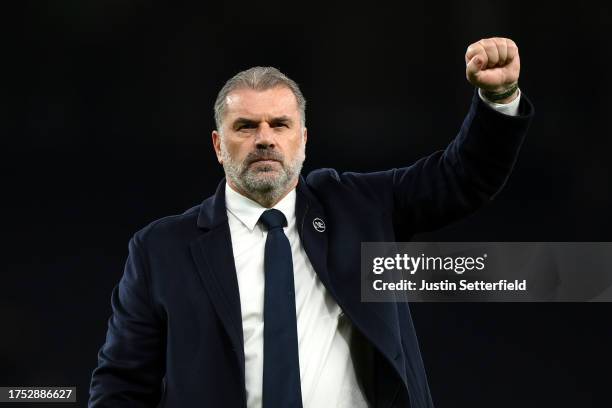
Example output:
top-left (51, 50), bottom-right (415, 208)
top-left (225, 182), bottom-right (296, 232)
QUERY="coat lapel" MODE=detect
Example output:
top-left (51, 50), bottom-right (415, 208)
top-left (295, 178), bottom-right (335, 299)
top-left (296, 176), bottom-right (405, 404)
top-left (189, 179), bottom-right (245, 384)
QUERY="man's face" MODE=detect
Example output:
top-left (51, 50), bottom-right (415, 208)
top-left (212, 86), bottom-right (307, 204)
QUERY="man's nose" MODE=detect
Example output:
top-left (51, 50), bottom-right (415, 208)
top-left (254, 123), bottom-right (275, 149)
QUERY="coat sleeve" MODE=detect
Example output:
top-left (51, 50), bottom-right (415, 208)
top-left (337, 88), bottom-right (535, 234)
top-left (89, 235), bottom-right (165, 407)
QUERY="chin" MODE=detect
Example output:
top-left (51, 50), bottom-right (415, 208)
top-left (242, 171), bottom-right (281, 188)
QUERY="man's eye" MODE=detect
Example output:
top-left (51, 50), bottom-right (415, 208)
top-left (237, 124), bottom-right (256, 130)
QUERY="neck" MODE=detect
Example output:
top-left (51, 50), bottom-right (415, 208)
top-left (226, 178), bottom-right (298, 208)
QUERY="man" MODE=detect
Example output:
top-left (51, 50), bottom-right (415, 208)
top-left (89, 37), bottom-right (534, 407)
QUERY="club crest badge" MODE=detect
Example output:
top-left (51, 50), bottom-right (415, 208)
top-left (312, 218), bottom-right (326, 232)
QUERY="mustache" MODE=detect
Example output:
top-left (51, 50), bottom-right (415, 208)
top-left (244, 150), bottom-right (284, 165)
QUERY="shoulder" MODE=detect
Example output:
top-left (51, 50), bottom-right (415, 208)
top-left (131, 203), bottom-right (202, 249)
top-left (305, 168), bottom-right (341, 187)
top-left (304, 168), bottom-right (394, 208)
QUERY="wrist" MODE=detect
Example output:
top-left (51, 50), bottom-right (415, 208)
top-left (481, 82), bottom-right (519, 104)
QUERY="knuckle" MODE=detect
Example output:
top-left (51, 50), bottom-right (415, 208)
top-left (475, 43), bottom-right (487, 53)
top-left (468, 43), bottom-right (481, 54)
top-left (480, 42), bottom-right (495, 53)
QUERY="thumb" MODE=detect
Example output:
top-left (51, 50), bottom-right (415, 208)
top-left (466, 55), bottom-right (483, 81)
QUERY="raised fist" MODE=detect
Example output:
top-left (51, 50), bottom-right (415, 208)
top-left (465, 37), bottom-right (520, 100)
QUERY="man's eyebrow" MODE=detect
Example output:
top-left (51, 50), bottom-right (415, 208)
top-left (269, 115), bottom-right (293, 124)
top-left (231, 118), bottom-right (257, 128)
top-left (231, 116), bottom-right (294, 127)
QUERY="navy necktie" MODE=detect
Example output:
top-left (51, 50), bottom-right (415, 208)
top-left (259, 209), bottom-right (303, 408)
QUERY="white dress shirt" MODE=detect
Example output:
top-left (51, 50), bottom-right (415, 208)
top-left (225, 91), bottom-right (521, 408)
top-left (479, 87), bottom-right (521, 115)
top-left (226, 184), bottom-right (369, 408)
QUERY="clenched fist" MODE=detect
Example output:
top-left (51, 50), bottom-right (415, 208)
top-left (465, 37), bottom-right (520, 103)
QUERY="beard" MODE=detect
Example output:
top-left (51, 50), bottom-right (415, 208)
top-left (220, 138), bottom-right (305, 207)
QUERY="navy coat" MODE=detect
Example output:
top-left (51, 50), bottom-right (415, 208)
top-left (89, 90), bottom-right (534, 407)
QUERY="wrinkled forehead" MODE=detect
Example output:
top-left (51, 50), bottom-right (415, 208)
top-left (223, 86), bottom-right (300, 122)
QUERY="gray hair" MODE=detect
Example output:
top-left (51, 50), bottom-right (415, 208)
top-left (214, 66), bottom-right (306, 131)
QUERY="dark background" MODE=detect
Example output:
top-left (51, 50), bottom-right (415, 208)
top-left (3, 1), bottom-right (611, 407)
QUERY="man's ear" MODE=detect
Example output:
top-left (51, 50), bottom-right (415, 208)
top-left (212, 130), bottom-right (223, 164)
top-left (303, 127), bottom-right (308, 145)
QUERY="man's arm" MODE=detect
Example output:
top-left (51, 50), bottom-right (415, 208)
top-left (89, 235), bottom-right (165, 407)
top-left (398, 37), bottom-right (533, 231)
top-left (332, 37), bottom-right (534, 233)
top-left (390, 85), bottom-right (533, 233)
